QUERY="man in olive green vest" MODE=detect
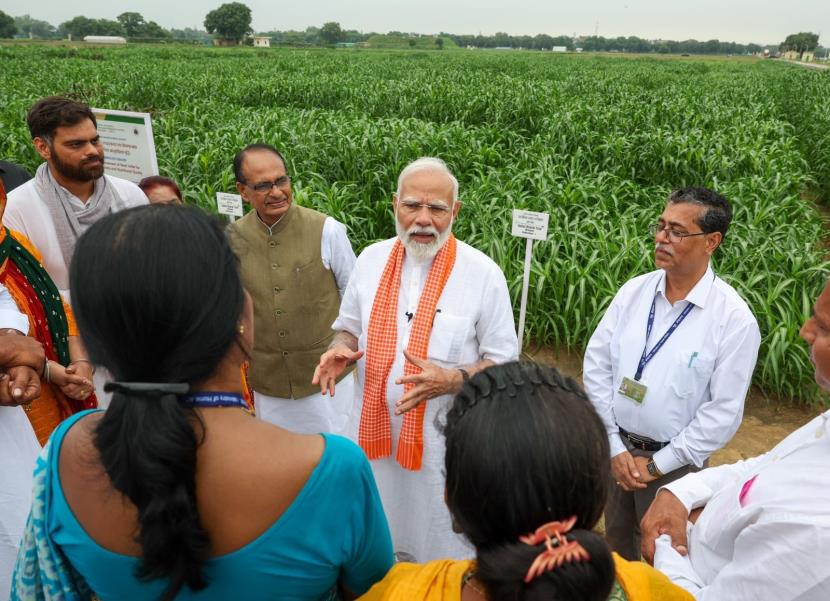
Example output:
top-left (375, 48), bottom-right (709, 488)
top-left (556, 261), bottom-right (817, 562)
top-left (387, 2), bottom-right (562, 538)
top-left (227, 143), bottom-right (356, 434)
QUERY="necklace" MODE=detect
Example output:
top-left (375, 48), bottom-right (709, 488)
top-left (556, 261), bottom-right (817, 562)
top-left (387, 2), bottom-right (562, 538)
top-left (181, 392), bottom-right (248, 410)
top-left (462, 569), bottom-right (487, 598)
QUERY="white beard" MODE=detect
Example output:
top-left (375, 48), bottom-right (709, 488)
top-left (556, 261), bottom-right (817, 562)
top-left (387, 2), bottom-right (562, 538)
top-left (395, 216), bottom-right (453, 261)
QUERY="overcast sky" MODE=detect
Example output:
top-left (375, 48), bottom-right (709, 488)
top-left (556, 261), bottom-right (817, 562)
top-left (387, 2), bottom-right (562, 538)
top-left (2, 0), bottom-right (827, 45)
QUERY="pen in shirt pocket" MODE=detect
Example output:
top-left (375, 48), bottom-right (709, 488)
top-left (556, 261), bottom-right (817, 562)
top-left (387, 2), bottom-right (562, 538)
top-left (688, 351), bottom-right (699, 368)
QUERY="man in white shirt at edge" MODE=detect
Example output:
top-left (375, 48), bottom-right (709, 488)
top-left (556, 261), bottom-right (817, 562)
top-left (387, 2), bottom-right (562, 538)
top-left (227, 143), bottom-right (357, 435)
top-left (4, 97), bottom-right (148, 408)
top-left (583, 187), bottom-right (761, 560)
top-left (641, 279), bottom-right (830, 601)
top-left (0, 286), bottom-right (44, 599)
top-left (313, 157), bottom-right (518, 562)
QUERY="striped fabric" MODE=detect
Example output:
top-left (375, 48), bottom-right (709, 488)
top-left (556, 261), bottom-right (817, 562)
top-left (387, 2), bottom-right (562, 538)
top-left (359, 235), bottom-right (457, 471)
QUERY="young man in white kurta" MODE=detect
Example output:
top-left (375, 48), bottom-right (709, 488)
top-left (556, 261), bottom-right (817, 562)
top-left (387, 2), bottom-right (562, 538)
top-left (332, 236), bottom-right (517, 561)
top-left (0, 285), bottom-right (41, 599)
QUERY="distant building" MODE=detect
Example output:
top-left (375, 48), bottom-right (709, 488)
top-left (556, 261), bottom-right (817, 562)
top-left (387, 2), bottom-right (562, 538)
top-left (803, 51), bottom-right (815, 62)
top-left (213, 39), bottom-right (238, 47)
top-left (253, 36), bottom-right (270, 48)
top-left (83, 36), bottom-right (127, 45)
top-left (335, 42), bottom-right (356, 48)
top-left (552, 46), bottom-right (567, 53)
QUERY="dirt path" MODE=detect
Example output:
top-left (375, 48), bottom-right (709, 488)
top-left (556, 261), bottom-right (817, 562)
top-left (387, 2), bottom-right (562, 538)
top-left (524, 346), bottom-right (824, 465)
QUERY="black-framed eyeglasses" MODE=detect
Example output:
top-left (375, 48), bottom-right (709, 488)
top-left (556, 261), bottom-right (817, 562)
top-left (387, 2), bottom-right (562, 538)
top-left (242, 175), bottom-right (291, 194)
top-left (649, 224), bottom-right (708, 243)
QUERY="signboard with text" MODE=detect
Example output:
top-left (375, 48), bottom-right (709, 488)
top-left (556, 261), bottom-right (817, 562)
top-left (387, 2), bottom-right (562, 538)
top-left (511, 209), bottom-right (550, 241)
top-left (92, 108), bottom-right (158, 183)
top-left (216, 192), bottom-right (244, 219)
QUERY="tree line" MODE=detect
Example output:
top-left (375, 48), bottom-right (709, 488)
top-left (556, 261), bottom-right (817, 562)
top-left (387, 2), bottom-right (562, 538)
top-left (0, 6), bottom-right (823, 57)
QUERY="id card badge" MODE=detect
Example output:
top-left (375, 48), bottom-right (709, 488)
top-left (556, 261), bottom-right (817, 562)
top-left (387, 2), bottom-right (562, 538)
top-left (619, 377), bottom-right (647, 404)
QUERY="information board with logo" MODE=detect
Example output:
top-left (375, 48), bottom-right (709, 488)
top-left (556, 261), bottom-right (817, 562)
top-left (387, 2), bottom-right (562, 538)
top-left (92, 108), bottom-right (158, 183)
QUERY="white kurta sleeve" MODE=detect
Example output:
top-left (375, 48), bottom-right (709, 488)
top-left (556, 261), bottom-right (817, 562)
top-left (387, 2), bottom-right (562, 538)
top-left (474, 267), bottom-right (518, 363)
top-left (659, 521), bottom-right (830, 601)
top-left (583, 288), bottom-right (627, 458)
top-left (331, 261), bottom-right (363, 340)
top-left (0, 284), bottom-right (29, 334)
top-left (320, 218), bottom-right (357, 299)
top-left (652, 314), bottom-right (761, 474)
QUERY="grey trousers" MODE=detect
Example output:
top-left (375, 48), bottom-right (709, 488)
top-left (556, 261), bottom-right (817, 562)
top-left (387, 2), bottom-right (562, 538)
top-left (604, 441), bottom-right (701, 560)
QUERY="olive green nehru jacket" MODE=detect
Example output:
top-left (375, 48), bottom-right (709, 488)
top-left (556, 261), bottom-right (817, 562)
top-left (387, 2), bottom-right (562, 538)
top-left (228, 204), bottom-right (348, 399)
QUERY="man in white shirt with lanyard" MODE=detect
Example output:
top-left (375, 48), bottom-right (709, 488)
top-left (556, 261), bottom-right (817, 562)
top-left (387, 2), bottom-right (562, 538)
top-left (640, 278), bottom-right (830, 601)
top-left (583, 187), bottom-right (761, 560)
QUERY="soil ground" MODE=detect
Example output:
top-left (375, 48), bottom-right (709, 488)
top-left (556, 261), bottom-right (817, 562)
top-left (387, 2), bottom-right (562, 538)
top-left (523, 345), bottom-right (825, 465)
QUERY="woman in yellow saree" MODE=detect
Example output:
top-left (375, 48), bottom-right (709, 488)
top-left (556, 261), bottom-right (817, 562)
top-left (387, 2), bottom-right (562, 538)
top-left (360, 362), bottom-right (692, 601)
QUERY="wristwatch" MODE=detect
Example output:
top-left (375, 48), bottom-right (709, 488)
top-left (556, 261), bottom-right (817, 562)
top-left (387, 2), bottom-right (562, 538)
top-left (646, 458), bottom-right (663, 478)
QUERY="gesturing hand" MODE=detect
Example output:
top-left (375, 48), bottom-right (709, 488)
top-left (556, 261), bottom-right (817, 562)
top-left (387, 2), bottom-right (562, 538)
top-left (640, 489), bottom-right (691, 564)
top-left (393, 349), bottom-right (462, 415)
top-left (312, 345), bottom-right (363, 396)
top-left (52, 362), bottom-right (94, 400)
top-left (611, 451), bottom-right (648, 491)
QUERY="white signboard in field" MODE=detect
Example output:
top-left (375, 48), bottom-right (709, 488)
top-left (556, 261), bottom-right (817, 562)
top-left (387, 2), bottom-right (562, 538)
top-left (92, 108), bottom-right (158, 183)
top-left (511, 209), bottom-right (550, 351)
top-left (216, 192), bottom-right (244, 222)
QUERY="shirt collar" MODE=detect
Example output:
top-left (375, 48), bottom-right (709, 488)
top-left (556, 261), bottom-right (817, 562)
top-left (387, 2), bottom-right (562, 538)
top-left (256, 210), bottom-right (285, 235)
top-left (656, 264), bottom-right (715, 309)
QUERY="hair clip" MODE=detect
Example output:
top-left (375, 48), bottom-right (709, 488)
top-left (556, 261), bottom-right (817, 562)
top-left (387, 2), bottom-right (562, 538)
top-left (519, 516), bottom-right (590, 583)
top-left (105, 381), bottom-right (190, 395)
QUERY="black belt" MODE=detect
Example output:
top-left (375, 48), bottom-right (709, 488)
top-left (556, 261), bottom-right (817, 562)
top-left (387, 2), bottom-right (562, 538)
top-left (618, 427), bottom-right (669, 452)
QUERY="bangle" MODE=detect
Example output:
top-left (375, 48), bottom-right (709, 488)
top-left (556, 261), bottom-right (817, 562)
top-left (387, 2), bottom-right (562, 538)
top-left (70, 358), bottom-right (96, 374)
top-left (44, 359), bottom-right (51, 383)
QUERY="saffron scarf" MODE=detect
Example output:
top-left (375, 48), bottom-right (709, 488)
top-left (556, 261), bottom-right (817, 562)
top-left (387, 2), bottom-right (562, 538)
top-left (359, 235), bottom-right (457, 471)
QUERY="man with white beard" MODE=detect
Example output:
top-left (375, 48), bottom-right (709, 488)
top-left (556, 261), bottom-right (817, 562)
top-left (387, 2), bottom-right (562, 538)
top-left (583, 187), bottom-right (760, 561)
top-left (314, 157), bottom-right (518, 562)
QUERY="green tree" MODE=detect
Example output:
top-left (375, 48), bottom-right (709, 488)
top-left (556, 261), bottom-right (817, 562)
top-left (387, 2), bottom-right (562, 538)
top-left (117, 12), bottom-right (146, 37)
top-left (59, 16), bottom-right (98, 38)
top-left (0, 10), bottom-right (17, 38)
top-left (204, 2), bottom-right (252, 43)
top-left (14, 14), bottom-right (56, 38)
top-left (319, 21), bottom-right (344, 45)
top-left (142, 21), bottom-right (171, 39)
top-left (408, 38), bottom-right (416, 48)
top-left (435, 37), bottom-right (443, 50)
top-left (781, 32), bottom-right (820, 53)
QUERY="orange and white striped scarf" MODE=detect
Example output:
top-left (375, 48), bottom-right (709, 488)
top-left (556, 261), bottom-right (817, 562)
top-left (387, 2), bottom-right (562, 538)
top-left (359, 235), bottom-right (457, 471)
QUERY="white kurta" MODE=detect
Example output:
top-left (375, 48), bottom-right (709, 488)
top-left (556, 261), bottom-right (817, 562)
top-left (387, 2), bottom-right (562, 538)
top-left (333, 237), bottom-right (518, 562)
top-left (655, 410), bottom-right (830, 600)
top-left (252, 214), bottom-right (358, 434)
top-left (0, 284), bottom-right (40, 600)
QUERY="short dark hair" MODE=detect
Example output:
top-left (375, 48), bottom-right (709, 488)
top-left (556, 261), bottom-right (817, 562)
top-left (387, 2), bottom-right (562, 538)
top-left (27, 96), bottom-right (97, 141)
top-left (138, 175), bottom-right (183, 200)
top-left (442, 362), bottom-right (614, 601)
top-left (69, 204), bottom-right (245, 599)
top-left (668, 186), bottom-right (732, 239)
top-left (232, 143), bottom-right (287, 182)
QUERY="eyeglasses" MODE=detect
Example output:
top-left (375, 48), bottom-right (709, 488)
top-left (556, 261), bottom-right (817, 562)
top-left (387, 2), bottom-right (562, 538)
top-left (242, 176), bottom-right (291, 194)
top-left (398, 198), bottom-right (452, 216)
top-left (649, 224), bottom-right (708, 243)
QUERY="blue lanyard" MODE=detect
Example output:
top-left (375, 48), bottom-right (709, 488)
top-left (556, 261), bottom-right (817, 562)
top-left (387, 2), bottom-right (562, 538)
top-left (635, 297), bottom-right (695, 381)
top-left (181, 392), bottom-right (248, 409)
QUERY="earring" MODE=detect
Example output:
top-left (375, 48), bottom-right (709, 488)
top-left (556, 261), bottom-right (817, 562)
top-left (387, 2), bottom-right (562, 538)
top-left (238, 324), bottom-right (245, 335)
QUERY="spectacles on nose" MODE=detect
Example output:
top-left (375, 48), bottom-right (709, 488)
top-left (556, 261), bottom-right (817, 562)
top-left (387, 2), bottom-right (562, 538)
top-left (398, 198), bottom-right (452, 216)
top-left (243, 176), bottom-right (291, 194)
top-left (649, 223), bottom-right (708, 243)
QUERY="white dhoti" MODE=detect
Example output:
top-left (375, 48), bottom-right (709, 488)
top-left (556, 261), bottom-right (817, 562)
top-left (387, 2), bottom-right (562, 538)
top-left (254, 371), bottom-right (356, 435)
top-left (0, 406), bottom-right (40, 599)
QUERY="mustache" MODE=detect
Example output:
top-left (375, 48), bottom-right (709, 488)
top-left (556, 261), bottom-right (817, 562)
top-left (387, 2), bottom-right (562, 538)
top-left (655, 243), bottom-right (673, 256)
top-left (407, 226), bottom-right (438, 237)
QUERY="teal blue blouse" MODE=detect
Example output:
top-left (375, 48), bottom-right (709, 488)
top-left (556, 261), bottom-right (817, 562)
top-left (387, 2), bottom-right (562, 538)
top-left (48, 410), bottom-right (394, 600)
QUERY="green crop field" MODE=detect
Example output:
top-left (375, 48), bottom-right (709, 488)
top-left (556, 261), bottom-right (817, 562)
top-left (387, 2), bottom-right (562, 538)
top-left (2, 45), bottom-right (829, 402)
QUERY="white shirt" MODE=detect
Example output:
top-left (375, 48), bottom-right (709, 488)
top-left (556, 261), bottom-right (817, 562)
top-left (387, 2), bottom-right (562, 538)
top-left (0, 284), bottom-right (29, 334)
top-left (4, 175), bottom-right (148, 297)
top-left (655, 411), bottom-right (830, 600)
top-left (256, 212), bottom-right (355, 298)
top-left (583, 266), bottom-right (760, 474)
top-left (333, 237), bottom-right (518, 562)
top-left (0, 284), bottom-right (38, 600)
